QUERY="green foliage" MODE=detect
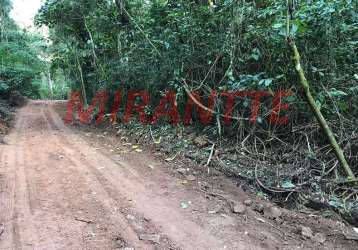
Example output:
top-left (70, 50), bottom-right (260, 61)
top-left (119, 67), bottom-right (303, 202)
top-left (35, 0), bottom-right (357, 121)
top-left (0, 0), bottom-right (46, 98)
top-left (38, 69), bottom-right (71, 99)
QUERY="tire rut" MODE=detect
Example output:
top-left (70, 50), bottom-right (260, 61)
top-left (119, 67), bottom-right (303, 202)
top-left (1, 101), bottom-right (260, 250)
top-left (44, 102), bottom-right (232, 250)
top-left (42, 104), bottom-right (156, 249)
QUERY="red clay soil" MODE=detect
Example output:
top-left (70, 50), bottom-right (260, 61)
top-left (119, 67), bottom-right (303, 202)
top-left (0, 100), bottom-right (356, 249)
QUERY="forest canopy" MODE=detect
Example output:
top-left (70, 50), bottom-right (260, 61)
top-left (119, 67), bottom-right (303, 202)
top-left (33, 0), bottom-right (357, 118)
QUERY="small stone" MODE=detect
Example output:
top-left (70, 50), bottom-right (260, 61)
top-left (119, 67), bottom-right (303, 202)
top-left (243, 199), bottom-right (253, 206)
top-left (126, 215), bottom-right (135, 221)
top-left (226, 154), bottom-right (238, 161)
top-left (301, 226), bottom-right (313, 239)
top-left (115, 237), bottom-right (127, 248)
top-left (139, 234), bottom-right (161, 244)
top-left (264, 206), bottom-right (282, 220)
top-left (313, 233), bottom-right (326, 244)
top-left (193, 136), bottom-right (209, 148)
top-left (344, 228), bottom-right (358, 240)
top-left (177, 168), bottom-right (186, 174)
top-left (254, 203), bottom-right (265, 213)
top-left (276, 218), bottom-right (284, 225)
top-left (187, 132), bottom-right (196, 140)
top-left (186, 175), bottom-right (196, 181)
top-left (208, 205), bottom-right (222, 214)
top-left (232, 203), bottom-right (246, 214)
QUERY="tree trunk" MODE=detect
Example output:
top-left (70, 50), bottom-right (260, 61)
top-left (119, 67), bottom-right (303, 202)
top-left (76, 56), bottom-right (88, 107)
top-left (47, 71), bottom-right (54, 99)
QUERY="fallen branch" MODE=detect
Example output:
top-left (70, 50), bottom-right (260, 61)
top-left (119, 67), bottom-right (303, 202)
top-left (149, 126), bottom-right (161, 144)
top-left (74, 217), bottom-right (94, 224)
top-left (206, 143), bottom-right (215, 166)
top-left (206, 143), bottom-right (215, 174)
top-left (182, 80), bottom-right (249, 122)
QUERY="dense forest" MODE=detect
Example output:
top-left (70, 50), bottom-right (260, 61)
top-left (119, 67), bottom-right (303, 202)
top-left (1, 0), bottom-right (357, 225)
top-left (0, 0), bottom-right (45, 98)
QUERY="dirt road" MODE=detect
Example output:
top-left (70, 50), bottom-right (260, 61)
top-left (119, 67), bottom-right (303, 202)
top-left (0, 101), bottom-right (354, 250)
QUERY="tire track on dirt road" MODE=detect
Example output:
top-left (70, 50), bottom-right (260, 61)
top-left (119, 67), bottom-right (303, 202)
top-left (0, 136), bottom-right (16, 250)
top-left (42, 106), bottom-right (157, 249)
top-left (2, 100), bottom-right (307, 250)
top-left (44, 103), bottom-right (250, 250)
top-left (0, 108), bottom-right (42, 250)
top-left (10, 102), bottom-right (152, 249)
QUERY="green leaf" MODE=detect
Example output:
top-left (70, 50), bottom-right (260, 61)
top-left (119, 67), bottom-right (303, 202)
top-left (251, 48), bottom-right (261, 61)
top-left (252, 54), bottom-right (259, 61)
top-left (281, 180), bottom-right (295, 189)
top-left (272, 23), bottom-right (283, 29)
top-left (290, 24), bottom-right (298, 35)
top-left (327, 89), bottom-right (348, 98)
top-left (0, 81), bottom-right (9, 92)
top-left (226, 69), bottom-right (235, 81)
top-left (348, 41), bottom-right (358, 45)
top-left (259, 78), bottom-right (273, 87)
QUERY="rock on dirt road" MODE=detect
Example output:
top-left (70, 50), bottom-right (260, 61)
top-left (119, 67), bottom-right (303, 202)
top-left (0, 101), bottom-right (356, 250)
